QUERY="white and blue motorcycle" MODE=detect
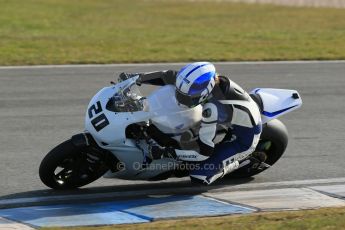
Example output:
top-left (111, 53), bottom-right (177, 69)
top-left (39, 75), bottom-right (302, 189)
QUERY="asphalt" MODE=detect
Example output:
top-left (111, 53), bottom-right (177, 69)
top-left (0, 61), bottom-right (344, 200)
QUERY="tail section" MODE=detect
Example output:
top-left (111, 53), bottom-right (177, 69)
top-left (250, 88), bottom-right (302, 124)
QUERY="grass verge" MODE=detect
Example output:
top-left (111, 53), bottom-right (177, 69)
top-left (44, 207), bottom-right (345, 230)
top-left (1, 0), bottom-right (345, 65)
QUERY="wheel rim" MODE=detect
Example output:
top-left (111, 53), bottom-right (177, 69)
top-left (52, 150), bottom-right (104, 186)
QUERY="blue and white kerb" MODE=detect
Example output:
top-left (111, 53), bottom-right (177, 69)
top-left (175, 62), bottom-right (216, 107)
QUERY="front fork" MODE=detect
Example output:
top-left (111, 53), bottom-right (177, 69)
top-left (71, 133), bottom-right (122, 172)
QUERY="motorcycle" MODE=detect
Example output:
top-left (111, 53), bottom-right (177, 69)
top-left (39, 75), bottom-right (302, 189)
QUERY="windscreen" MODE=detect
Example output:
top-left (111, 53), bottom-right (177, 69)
top-left (106, 81), bottom-right (145, 112)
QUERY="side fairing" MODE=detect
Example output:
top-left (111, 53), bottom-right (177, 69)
top-left (85, 83), bottom-right (202, 180)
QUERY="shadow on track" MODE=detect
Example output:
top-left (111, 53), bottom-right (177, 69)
top-left (0, 177), bottom-right (255, 207)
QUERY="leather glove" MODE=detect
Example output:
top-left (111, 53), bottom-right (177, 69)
top-left (118, 72), bottom-right (139, 82)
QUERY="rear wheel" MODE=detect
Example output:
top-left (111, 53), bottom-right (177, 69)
top-left (226, 119), bottom-right (288, 178)
top-left (39, 139), bottom-right (109, 189)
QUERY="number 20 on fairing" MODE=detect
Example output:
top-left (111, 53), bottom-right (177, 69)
top-left (88, 101), bottom-right (109, 132)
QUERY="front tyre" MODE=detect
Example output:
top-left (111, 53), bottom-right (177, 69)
top-left (39, 139), bottom-right (108, 189)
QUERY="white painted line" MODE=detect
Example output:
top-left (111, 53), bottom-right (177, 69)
top-left (1, 177), bottom-right (345, 208)
top-left (205, 188), bottom-right (345, 211)
top-left (202, 195), bottom-right (257, 212)
top-left (0, 63), bottom-right (184, 69)
top-left (214, 60), bottom-right (345, 65)
top-left (310, 184), bottom-right (345, 199)
top-left (0, 217), bottom-right (34, 230)
top-left (0, 60), bottom-right (344, 70)
top-left (211, 177), bottom-right (345, 193)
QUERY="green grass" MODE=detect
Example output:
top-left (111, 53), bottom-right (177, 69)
top-left (44, 207), bottom-right (345, 230)
top-left (0, 0), bottom-right (345, 65)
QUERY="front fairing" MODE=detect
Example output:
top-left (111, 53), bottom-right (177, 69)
top-left (85, 77), bottom-right (202, 148)
top-left (85, 77), bottom-right (151, 148)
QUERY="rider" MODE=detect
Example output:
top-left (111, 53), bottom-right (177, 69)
top-left (120, 62), bottom-right (262, 185)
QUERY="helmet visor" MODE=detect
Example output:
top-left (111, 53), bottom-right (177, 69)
top-left (175, 90), bottom-right (201, 108)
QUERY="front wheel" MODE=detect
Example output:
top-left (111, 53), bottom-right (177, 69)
top-left (39, 139), bottom-right (109, 189)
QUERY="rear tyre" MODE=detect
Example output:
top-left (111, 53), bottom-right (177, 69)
top-left (39, 139), bottom-right (108, 189)
top-left (226, 119), bottom-right (288, 178)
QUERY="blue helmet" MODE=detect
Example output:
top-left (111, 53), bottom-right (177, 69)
top-left (175, 62), bottom-right (216, 107)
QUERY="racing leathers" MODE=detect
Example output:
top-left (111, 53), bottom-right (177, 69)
top-left (120, 70), bottom-right (262, 184)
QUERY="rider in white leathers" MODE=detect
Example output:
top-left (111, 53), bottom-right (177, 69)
top-left (121, 62), bottom-right (262, 184)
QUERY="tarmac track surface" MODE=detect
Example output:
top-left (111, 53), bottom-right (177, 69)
top-left (0, 61), bottom-right (344, 200)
